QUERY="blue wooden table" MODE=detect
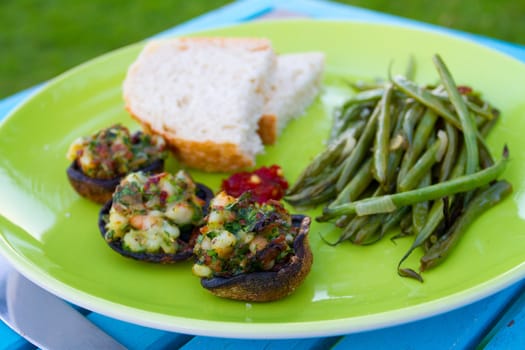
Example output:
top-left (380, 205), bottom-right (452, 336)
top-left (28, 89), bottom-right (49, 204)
top-left (1, 0), bottom-right (525, 348)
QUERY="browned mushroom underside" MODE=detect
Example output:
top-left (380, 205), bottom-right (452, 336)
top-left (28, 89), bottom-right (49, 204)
top-left (200, 215), bottom-right (313, 302)
top-left (67, 158), bottom-right (164, 204)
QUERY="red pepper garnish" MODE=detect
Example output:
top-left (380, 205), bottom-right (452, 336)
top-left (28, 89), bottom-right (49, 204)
top-left (159, 191), bottom-right (168, 206)
top-left (457, 85), bottom-right (473, 95)
top-left (221, 165), bottom-right (288, 203)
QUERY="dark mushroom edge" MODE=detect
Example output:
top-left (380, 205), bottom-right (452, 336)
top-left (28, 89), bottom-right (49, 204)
top-left (98, 182), bottom-right (214, 263)
top-left (67, 158), bottom-right (164, 204)
top-left (200, 214), bottom-right (313, 302)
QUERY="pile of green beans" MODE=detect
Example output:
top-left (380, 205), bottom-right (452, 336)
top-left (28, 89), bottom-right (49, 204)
top-left (285, 54), bottom-right (512, 281)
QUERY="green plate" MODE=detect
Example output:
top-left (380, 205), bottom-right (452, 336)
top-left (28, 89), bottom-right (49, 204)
top-left (1, 20), bottom-right (525, 338)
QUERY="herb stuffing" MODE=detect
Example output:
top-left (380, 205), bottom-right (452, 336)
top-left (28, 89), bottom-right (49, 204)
top-left (192, 191), bottom-right (298, 278)
top-left (66, 124), bottom-right (167, 179)
top-left (104, 170), bottom-right (205, 254)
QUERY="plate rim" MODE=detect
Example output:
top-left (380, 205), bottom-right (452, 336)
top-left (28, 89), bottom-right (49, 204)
top-left (1, 237), bottom-right (523, 338)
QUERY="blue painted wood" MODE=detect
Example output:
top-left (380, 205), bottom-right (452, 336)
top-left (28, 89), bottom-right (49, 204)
top-left (251, 0), bottom-right (525, 62)
top-left (150, 0), bottom-right (525, 64)
top-left (0, 322), bottom-right (35, 350)
top-left (86, 313), bottom-right (192, 350)
top-left (180, 336), bottom-right (340, 350)
top-left (478, 282), bottom-right (525, 349)
top-left (0, 85), bottom-right (42, 123)
top-left (332, 280), bottom-right (525, 350)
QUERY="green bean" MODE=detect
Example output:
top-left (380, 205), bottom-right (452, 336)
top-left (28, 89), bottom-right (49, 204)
top-left (337, 116), bottom-right (368, 142)
top-left (431, 87), bottom-right (496, 121)
top-left (405, 55), bottom-right (416, 81)
top-left (349, 80), bottom-right (386, 92)
top-left (331, 157), bottom-right (373, 206)
top-left (433, 54), bottom-right (479, 176)
top-left (475, 119), bottom-right (498, 168)
top-left (336, 99), bottom-right (380, 191)
top-left (439, 122), bottom-right (459, 182)
top-left (375, 101), bottom-right (406, 192)
top-left (391, 210), bottom-right (417, 243)
top-left (466, 99), bottom-right (496, 120)
top-left (285, 165), bottom-right (341, 207)
top-left (391, 146), bottom-right (468, 279)
top-left (397, 266), bottom-right (424, 282)
top-left (479, 110), bottom-right (499, 135)
top-left (407, 196), bottom-right (445, 253)
top-left (397, 109), bottom-right (438, 188)
top-left (450, 145), bottom-right (467, 179)
top-left (331, 215), bottom-right (370, 245)
top-left (395, 74), bottom-right (492, 160)
top-left (286, 56), bottom-right (511, 281)
top-left (398, 208), bottom-right (414, 235)
top-left (285, 187), bottom-right (335, 208)
top-left (392, 75), bottom-right (461, 129)
top-left (402, 103), bottom-right (425, 145)
top-left (479, 142), bottom-right (495, 169)
top-left (420, 180), bottom-right (512, 271)
top-left (335, 214), bottom-right (354, 228)
top-left (396, 197), bottom-right (449, 281)
top-left (373, 83), bottom-right (394, 184)
top-left (341, 88), bottom-right (384, 108)
top-left (353, 214), bottom-right (384, 245)
top-left (331, 105), bottom-right (369, 140)
top-left (412, 172), bottom-right (431, 236)
top-left (398, 131), bottom-right (447, 192)
top-left (383, 145), bottom-right (404, 194)
top-left (286, 137), bottom-right (347, 196)
top-left (392, 98), bottom-right (410, 135)
top-left (381, 206), bottom-right (411, 236)
top-left (318, 147), bottom-right (508, 220)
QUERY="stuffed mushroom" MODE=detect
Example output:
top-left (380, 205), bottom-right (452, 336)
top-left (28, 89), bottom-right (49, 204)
top-left (98, 170), bottom-right (213, 263)
top-left (192, 191), bottom-right (313, 302)
top-left (66, 124), bottom-right (167, 203)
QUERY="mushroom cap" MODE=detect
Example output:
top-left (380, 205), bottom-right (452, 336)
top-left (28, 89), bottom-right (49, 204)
top-left (67, 158), bottom-right (164, 204)
top-left (200, 214), bottom-right (313, 302)
top-left (98, 182), bottom-right (214, 263)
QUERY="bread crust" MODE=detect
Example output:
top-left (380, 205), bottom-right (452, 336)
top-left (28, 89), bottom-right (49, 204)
top-left (170, 138), bottom-right (254, 173)
top-left (257, 114), bottom-right (277, 145)
top-left (128, 111), bottom-right (254, 172)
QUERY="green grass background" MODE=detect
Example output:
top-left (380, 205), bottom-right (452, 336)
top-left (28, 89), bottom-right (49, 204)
top-left (2, 0), bottom-right (524, 98)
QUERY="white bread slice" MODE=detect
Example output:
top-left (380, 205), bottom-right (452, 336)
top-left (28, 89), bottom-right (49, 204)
top-left (123, 37), bottom-right (276, 172)
top-left (258, 52), bottom-right (325, 145)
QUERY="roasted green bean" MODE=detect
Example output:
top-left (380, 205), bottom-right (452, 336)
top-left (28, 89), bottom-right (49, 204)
top-left (397, 109), bottom-right (438, 188)
top-left (392, 75), bottom-right (461, 129)
top-left (398, 131), bottom-right (447, 192)
top-left (284, 55), bottom-right (511, 281)
top-left (433, 54), bottom-right (479, 176)
top-left (439, 122), bottom-right (459, 182)
top-left (319, 147), bottom-right (508, 220)
top-left (336, 100), bottom-right (380, 191)
top-left (412, 172), bottom-right (431, 236)
top-left (372, 83), bottom-right (394, 184)
top-left (331, 157), bottom-right (373, 205)
top-left (420, 180), bottom-right (512, 271)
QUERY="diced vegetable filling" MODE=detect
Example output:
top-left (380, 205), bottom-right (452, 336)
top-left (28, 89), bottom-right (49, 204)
top-left (192, 191), bottom-right (298, 278)
top-left (67, 124), bottom-right (166, 179)
top-left (105, 171), bottom-right (205, 254)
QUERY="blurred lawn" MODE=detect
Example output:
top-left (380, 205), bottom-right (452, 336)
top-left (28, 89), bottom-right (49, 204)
top-left (2, 0), bottom-right (525, 98)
